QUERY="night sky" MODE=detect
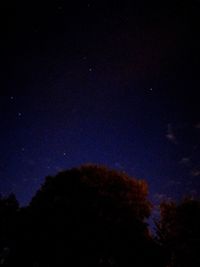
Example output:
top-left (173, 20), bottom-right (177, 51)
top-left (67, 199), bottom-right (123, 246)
top-left (1, 0), bottom-right (200, 206)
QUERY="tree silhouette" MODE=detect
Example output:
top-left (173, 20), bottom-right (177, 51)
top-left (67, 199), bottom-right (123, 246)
top-left (155, 198), bottom-right (200, 267)
top-left (9, 164), bottom-right (163, 267)
top-left (0, 194), bottom-right (19, 265)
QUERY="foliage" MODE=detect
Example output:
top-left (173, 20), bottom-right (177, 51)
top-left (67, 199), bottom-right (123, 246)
top-left (155, 198), bottom-right (200, 267)
top-left (0, 165), bottom-right (176, 266)
top-left (14, 164), bottom-right (160, 266)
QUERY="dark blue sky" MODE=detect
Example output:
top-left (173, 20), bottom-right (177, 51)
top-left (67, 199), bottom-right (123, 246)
top-left (1, 0), bottom-right (200, 205)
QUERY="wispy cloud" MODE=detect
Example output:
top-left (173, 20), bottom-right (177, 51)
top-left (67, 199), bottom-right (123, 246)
top-left (179, 157), bottom-right (190, 165)
top-left (166, 123), bottom-right (177, 144)
top-left (191, 169), bottom-right (200, 177)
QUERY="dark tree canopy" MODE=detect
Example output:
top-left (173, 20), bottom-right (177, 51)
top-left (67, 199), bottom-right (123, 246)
top-left (30, 164), bottom-right (151, 221)
top-left (0, 194), bottom-right (19, 265)
top-left (6, 164), bottom-right (162, 267)
top-left (28, 164), bottom-right (152, 266)
top-left (1, 165), bottom-right (200, 267)
top-left (156, 198), bottom-right (200, 267)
